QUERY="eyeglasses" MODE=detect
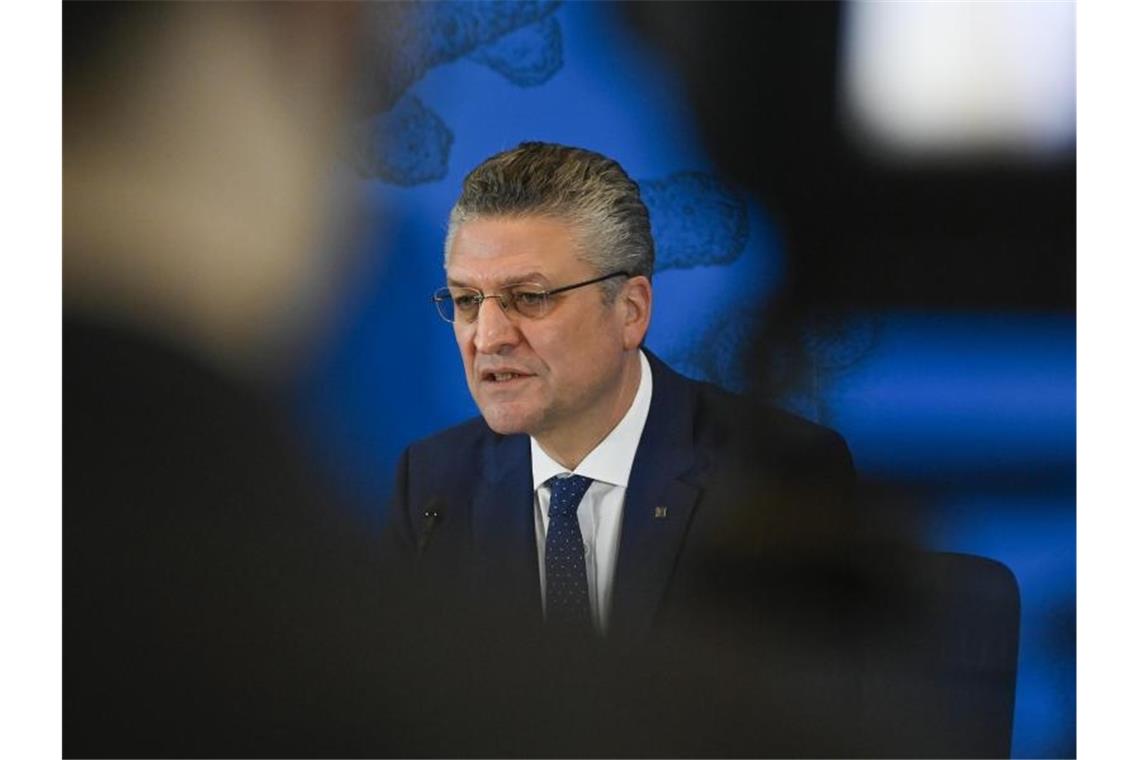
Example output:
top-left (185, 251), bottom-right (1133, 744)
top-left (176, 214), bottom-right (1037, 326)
top-left (432, 271), bottom-right (631, 324)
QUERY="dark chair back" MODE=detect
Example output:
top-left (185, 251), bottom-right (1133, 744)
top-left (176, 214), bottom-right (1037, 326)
top-left (855, 551), bottom-right (1022, 758)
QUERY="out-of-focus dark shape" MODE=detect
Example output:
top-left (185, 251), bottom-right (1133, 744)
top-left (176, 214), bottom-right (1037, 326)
top-left (617, 2), bottom-right (1047, 756)
top-left (63, 3), bottom-right (403, 756)
top-left (65, 320), bottom-right (398, 757)
top-left (621, 1), bottom-right (1074, 315)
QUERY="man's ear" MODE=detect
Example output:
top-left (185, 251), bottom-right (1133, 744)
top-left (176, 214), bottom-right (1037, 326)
top-left (620, 276), bottom-right (652, 349)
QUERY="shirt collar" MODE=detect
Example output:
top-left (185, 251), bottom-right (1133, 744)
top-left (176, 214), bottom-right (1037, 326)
top-left (531, 350), bottom-right (654, 490)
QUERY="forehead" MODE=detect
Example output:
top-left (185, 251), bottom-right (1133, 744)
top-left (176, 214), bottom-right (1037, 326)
top-left (445, 216), bottom-right (587, 286)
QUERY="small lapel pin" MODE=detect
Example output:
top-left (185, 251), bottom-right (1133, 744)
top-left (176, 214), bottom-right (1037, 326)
top-left (654, 505), bottom-right (668, 519)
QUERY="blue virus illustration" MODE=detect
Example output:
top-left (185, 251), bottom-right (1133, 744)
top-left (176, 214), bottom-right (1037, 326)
top-left (351, 1), bottom-right (564, 184)
top-left (468, 15), bottom-right (564, 85)
top-left (349, 95), bottom-right (454, 186)
top-left (641, 172), bottom-right (750, 272)
top-left (666, 309), bottom-right (762, 395)
top-left (666, 305), bottom-right (880, 415)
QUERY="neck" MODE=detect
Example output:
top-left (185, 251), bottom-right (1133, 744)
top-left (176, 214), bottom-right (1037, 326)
top-left (535, 351), bottom-right (642, 471)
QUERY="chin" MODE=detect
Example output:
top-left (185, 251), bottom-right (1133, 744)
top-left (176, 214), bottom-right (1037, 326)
top-left (478, 405), bottom-right (540, 437)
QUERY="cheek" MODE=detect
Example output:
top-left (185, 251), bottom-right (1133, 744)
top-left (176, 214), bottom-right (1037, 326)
top-left (544, 327), bottom-right (614, 384)
top-left (518, 327), bottom-right (560, 376)
top-left (454, 329), bottom-right (474, 365)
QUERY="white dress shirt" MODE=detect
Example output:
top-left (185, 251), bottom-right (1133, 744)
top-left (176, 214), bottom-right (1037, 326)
top-left (531, 350), bottom-right (653, 634)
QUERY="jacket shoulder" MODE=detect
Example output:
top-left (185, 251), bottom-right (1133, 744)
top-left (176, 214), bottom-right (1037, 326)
top-left (383, 415), bottom-right (497, 555)
top-left (405, 415), bottom-right (495, 457)
top-left (691, 377), bottom-right (855, 482)
top-left (399, 415), bottom-right (501, 489)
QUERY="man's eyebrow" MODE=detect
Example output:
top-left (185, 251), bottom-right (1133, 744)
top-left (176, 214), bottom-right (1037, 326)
top-left (502, 272), bottom-right (549, 287)
top-left (445, 272), bottom-right (550, 288)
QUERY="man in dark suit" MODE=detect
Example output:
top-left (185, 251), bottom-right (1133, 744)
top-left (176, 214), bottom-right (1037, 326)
top-left (377, 143), bottom-right (868, 755)
top-left (381, 142), bottom-right (855, 645)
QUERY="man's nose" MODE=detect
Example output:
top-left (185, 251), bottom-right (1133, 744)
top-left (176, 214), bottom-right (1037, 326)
top-left (472, 296), bottom-right (520, 354)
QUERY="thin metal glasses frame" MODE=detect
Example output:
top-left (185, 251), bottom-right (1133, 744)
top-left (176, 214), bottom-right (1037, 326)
top-left (432, 270), bottom-right (631, 323)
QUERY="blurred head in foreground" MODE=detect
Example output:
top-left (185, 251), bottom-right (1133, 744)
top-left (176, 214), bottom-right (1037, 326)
top-left (64, 5), bottom-right (399, 757)
top-left (65, 1), bottom-right (365, 377)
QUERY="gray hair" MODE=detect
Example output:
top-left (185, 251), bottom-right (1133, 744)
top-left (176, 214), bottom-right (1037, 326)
top-left (444, 142), bottom-right (654, 303)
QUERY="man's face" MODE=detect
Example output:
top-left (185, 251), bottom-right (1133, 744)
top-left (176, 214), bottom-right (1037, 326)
top-left (445, 216), bottom-right (647, 442)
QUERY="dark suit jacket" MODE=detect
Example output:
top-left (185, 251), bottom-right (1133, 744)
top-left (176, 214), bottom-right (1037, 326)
top-left (380, 351), bottom-right (856, 645)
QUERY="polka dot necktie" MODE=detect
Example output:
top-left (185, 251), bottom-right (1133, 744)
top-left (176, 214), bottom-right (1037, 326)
top-left (544, 474), bottom-right (593, 631)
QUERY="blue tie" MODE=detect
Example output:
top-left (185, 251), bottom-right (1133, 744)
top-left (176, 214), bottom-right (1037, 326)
top-left (544, 474), bottom-right (593, 631)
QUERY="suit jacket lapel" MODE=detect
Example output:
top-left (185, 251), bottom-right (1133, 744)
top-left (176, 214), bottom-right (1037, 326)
top-left (610, 353), bottom-right (711, 641)
top-left (470, 432), bottom-right (543, 626)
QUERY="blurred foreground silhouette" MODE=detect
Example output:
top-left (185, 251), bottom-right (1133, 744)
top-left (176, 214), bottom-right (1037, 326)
top-left (64, 4), bottom-right (398, 755)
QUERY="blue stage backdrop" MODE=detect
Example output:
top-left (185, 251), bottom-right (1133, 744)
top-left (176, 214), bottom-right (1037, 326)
top-left (293, 3), bottom-right (1074, 757)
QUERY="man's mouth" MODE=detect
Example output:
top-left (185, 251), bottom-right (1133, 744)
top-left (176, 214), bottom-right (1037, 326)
top-left (481, 370), bottom-right (533, 384)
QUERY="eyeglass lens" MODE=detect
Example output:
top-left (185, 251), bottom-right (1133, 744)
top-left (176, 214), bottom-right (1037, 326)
top-left (434, 285), bottom-right (548, 323)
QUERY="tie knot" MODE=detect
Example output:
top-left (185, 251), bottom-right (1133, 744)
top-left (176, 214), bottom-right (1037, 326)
top-left (546, 474), bottom-right (593, 519)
